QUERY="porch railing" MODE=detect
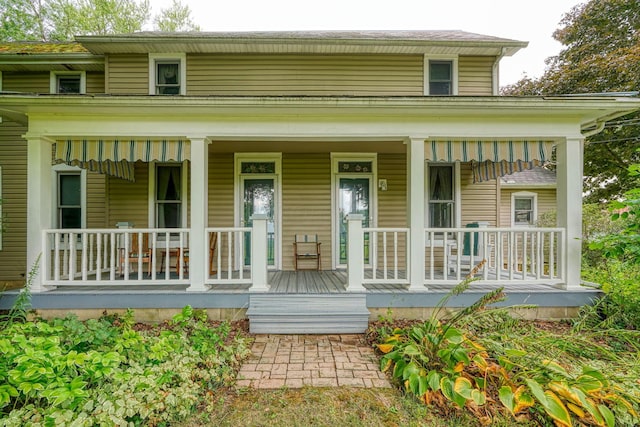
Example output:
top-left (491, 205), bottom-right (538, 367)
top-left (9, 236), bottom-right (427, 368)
top-left (42, 228), bottom-right (190, 286)
top-left (424, 227), bottom-right (565, 285)
top-left (362, 227), bottom-right (410, 284)
top-left (205, 227), bottom-right (252, 285)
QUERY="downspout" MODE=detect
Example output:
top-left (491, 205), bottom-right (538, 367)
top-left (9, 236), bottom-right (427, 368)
top-left (492, 48), bottom-right (508, 96)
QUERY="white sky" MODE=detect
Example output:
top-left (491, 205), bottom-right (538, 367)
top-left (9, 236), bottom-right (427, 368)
top-left (148, 0), bottom-right (584, 87)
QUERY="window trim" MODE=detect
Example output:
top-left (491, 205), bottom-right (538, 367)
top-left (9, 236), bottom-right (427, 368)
top-left (511, 191), bottom-right (538, 227)
top-left (52, 164), bottom-right (87, 229)
top-left (50, 71), bottom-right (86, 94)
top-left (425, 161), bottom-right (461, 230)
top-left (148, 161), bottom-right (188, 228)
top-left (424, 55), bottom-right (458, 95)
top-left (149, 53), bottom-right (186, 95)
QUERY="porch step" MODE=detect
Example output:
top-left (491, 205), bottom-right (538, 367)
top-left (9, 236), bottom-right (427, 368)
top-left (247, 294), bottom-right (369, 334)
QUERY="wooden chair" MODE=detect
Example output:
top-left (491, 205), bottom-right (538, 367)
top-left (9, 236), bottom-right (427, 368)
top-left (293, 234), bottom-right (321, 271)
top-left (121, 232), bottom-right (152, 275)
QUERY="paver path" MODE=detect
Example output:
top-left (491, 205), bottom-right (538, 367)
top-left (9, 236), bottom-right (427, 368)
top-left (236, 334), bottom-right (391, 389)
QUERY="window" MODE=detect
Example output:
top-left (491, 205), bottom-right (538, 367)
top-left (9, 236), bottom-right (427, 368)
top-left (50, 71), bottom-right (86, 94)
top-left (53, 165), bottom-right (86, 229)
top-left (427, 164), bottom-right (456, 228)
top-left (155, 164), bottom-right (183, 228)
top-left (424, 56), bottom-right (458, 95)
top-left (512, 192), bottom-right (537, 226)
top-left (149, 54), bottom-right (186, 95)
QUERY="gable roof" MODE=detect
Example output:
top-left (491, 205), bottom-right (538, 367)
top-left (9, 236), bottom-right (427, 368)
top-left (0, 42), bottom-right (102, 72)
top-left (76, 30), bottom-right (528, 56)
top-left (501, 167), bottom-right (556, 188)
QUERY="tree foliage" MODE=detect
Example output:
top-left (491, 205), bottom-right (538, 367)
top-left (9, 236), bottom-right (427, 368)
top-left (0, 0), bottom-right (198, 41)
top-left (154, 0), bottom-right (201, 32)
top-left (502, 0), bottom-right (640, 202)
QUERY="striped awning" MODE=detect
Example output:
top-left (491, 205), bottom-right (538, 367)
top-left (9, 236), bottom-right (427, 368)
top-left (426, 140), bottom-right (556, 183)
top-left (54, 138), bottom-right (190, 181)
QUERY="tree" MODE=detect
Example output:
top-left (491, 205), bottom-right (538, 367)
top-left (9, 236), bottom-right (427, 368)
top-left (502, 0), bottom-right (640, 202)
top-left (154, 0), bottom-right (201, 32)
top-left (0, 0), bottom-right (200, 41)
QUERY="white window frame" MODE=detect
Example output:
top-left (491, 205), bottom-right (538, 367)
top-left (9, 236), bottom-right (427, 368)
top-left (512, 191), bottom-right (538, 227)
top-left (424, 55), bottom-right (458, 95)
top-left (52, 164), bottom-right (87, 229)
top-left (50, 71), bottom-right (86, 94)
top-left (149, 53), bottom-right (186, 95)
top-left (148, 161), bottom-right (188, 229)
top-left (425, 162), bottom-right (461, 244)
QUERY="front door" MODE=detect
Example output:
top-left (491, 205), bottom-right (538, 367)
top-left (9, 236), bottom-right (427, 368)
top-left (242, 178), bottom-right (276, 266)
top-left (337, 177), bottom-right (371, 266)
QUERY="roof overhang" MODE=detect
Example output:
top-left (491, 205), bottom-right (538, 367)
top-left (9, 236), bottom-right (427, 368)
top-left (0, 54), bottom-right (104, 72)
top-left (1, 95), bottom-right (638, 135)
top-left (75, 31), bottom-right (528, 57)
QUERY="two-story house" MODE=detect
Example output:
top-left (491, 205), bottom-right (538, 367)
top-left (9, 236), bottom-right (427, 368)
top-left (1, 31), bottom-right (639, 332)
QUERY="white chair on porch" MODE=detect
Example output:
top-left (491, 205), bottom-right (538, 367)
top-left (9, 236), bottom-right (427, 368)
top-left (446, 223), bottom-right (492, 275)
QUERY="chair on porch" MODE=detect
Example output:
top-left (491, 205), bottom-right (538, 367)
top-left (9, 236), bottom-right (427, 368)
top-left (175, 232), bottom-right (218, 275)
top-left (446, 223), bottom-right (491, 274)
top-left (293, 234), bottom-right (321, 271)
top-left (120, 232), bottom-right (152, 276)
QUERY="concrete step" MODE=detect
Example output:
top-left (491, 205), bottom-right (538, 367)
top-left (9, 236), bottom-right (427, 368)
top-left (247, 293), bottom-right (369, 334)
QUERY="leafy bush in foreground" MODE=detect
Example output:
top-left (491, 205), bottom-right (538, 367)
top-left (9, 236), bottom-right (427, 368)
top-left (0, 306), bottom-right (251, 426)
top-left (373, 275), bottom-right (640, 426)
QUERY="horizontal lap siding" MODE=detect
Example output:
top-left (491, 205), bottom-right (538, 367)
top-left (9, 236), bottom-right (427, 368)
top-left (377, 153), bottom-right (407, 268)
top-left (86, 172), bottom-right (107, 228)
top-left (460, 163), bottom-right (498, 226)
top-left (187, 54), bottom-right (424, 96)
top-left (282, 153), bottom-right (331, 270)
top-left (86, 72), bottom-right (105, 94)
top-left (0, 122), bottom-right (28, 282)
top-left (107, 54), bottom-right (148, 95)
top-left (458, 56), bottom-right (494, 96)
top-left (2, 72), bottom-right (49, 93)
top-left (208, 153), bottom-right (234, 228)
top-left (499, 188), bottom-right (556, 227)
top-left (107, 162), bottom-right (149, 227)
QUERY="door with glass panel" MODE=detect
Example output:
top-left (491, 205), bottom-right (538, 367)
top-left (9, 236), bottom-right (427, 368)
top-left (242, 178), bottom-right (276, 267)
top-left (337, 177), bottom-right (371, 266)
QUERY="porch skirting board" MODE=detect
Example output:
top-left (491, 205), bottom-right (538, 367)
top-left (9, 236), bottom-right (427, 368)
top-left (247, 294), bottom-right (369, 334)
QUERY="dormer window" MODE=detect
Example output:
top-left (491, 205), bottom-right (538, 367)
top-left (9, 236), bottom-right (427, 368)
top-left (424, 56), bottom-right (458, 95)
top-left (149, 54), bottom-right (186, 95)
top-left (50, 71), bottom-right (86, 94)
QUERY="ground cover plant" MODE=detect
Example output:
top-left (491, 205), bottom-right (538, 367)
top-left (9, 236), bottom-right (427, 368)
top-left (0, 304), bottom-right (252, 426)
top-left (368, 270), bottom-right (640, 426)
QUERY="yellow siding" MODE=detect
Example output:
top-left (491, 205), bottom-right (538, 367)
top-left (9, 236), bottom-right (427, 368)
top-left (2, 72), bottom-right (49, 93)
top-left (499, 188), bottom-right (557, 227)
top-left (0, 122), bottom-right (28, 283)
top-left (458, 56), bottom-right (495, 96)
top-left (187, 54), bottom-right (424, 96)
top-left (281, 153), bottom-right (332, 270)
top-left (377, 153), bottom-right (408, 267)
top-left (86, 72), bottom-right (105, 94)
top-left (208, 153), bottom-right (235, 228)
top-left (107, 54), bottom-right (148, 95)
top-left (460, 163), bottom-right (498, 226)
top-left (107, 162), bottom-right (149, 227)
top-left (86, 172), bottom-right (107, 228)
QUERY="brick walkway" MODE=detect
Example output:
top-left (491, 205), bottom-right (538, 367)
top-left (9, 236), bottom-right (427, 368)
top-left (236, 334), bottom-right (391, 389)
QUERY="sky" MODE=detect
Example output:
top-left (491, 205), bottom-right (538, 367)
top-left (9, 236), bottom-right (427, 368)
top-left (148, 0), bottom-right (584, 87)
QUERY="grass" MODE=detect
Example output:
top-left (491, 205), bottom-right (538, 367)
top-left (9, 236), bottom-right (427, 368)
top-left (178, 386), bottom-right (509, 427)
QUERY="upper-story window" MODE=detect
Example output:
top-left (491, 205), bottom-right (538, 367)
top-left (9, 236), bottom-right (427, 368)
top-left (50, 71), bottom-right (86, 94)
top-left (149, 54), bottom-right (186, 95)
top-left (424, 56), bottom-right (458, 95)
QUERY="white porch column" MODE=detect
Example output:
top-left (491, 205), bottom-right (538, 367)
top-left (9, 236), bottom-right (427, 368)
top-left (26, 136), bottom-right (53, 292)
top-left (556, 137), bottom-right (583, 289)
top-left (407, 137), bottom-right (426, 290)
top-left (187, 137), bottom-right (208, 292)
top-left (251, 214), bottom-right (269, 291)
top-left (346, 214), bottom-right (365, 291)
